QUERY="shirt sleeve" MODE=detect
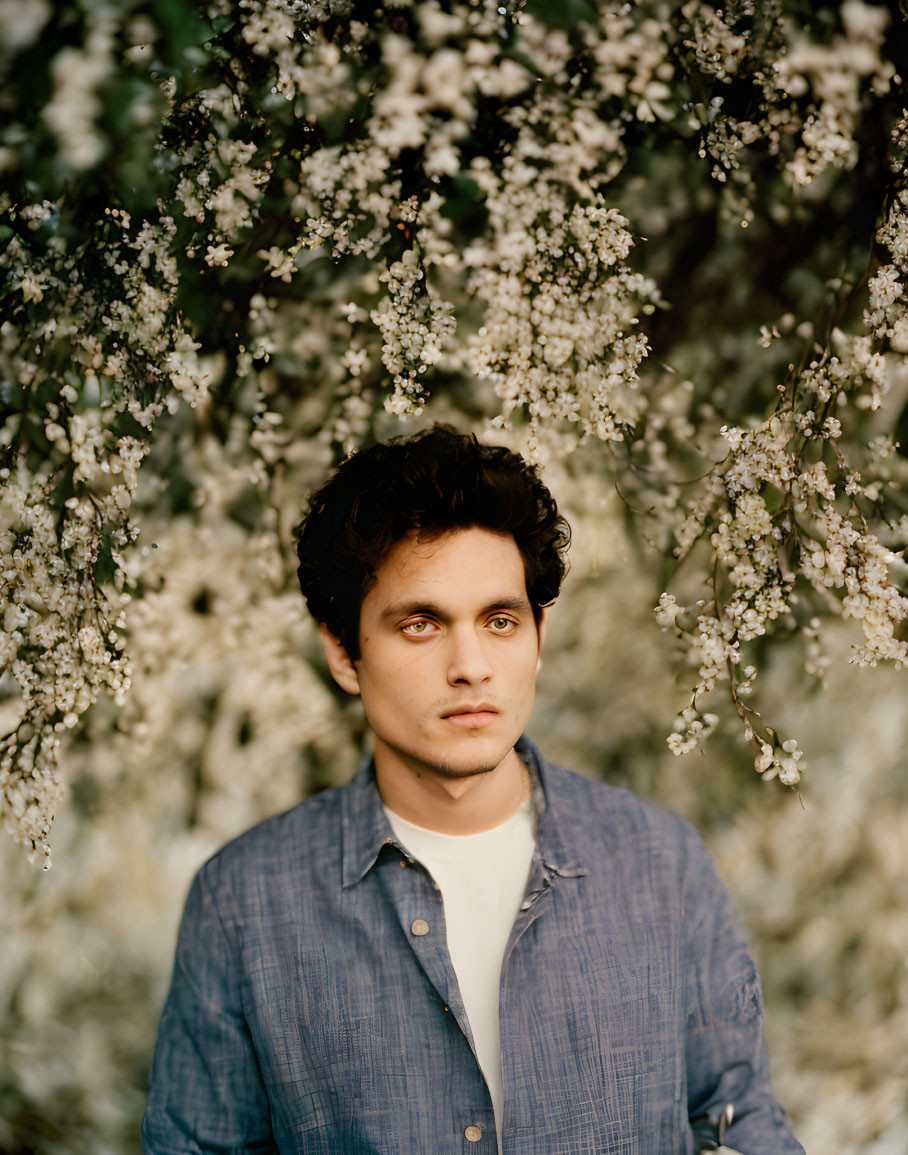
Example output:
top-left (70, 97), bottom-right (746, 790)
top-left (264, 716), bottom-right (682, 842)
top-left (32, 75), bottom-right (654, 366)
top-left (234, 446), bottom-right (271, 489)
top-left (142, 861), bottom-right (276, 1154)
top-left (682, 829), bottom-right (805, 1155)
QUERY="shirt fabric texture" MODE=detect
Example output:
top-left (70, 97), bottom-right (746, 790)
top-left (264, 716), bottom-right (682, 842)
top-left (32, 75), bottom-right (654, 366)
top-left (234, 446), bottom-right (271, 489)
top-left (384, 791), bottom-right (536, 1148)
top-left (142, 735), bottom-right (804, 1154)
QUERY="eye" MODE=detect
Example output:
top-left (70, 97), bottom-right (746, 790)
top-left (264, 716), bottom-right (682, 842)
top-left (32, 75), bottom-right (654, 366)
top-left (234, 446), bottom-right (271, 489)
top-left (488, 616), bottom-right (516, 634)
top-left (401, 619), bottom-right (436, 636)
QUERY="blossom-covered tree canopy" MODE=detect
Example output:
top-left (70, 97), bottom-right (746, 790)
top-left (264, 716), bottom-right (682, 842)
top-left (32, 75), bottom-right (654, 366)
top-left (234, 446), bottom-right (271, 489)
top-left (3, 0), bottom-right (906, 863)
top-left (2, 2), bottom-right (908, 1151)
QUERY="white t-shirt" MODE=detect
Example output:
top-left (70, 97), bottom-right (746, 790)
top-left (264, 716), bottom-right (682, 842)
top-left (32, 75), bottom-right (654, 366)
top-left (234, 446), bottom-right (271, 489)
top-left (384, 794), bottom-right (536, 1147)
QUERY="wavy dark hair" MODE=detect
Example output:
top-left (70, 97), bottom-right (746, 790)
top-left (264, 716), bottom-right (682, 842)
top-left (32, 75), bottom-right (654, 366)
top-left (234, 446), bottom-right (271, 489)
top-left (294, 425), bottom-right (571, 659)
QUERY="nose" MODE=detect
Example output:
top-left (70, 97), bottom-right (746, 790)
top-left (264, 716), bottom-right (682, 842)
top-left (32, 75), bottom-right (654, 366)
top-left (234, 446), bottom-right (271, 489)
top-left (446, 625), bottom-right (493, 686)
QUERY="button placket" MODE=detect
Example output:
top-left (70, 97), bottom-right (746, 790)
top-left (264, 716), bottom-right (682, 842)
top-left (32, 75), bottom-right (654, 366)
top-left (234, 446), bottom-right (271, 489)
top-left (376, 845), bottom-right (475, 1048)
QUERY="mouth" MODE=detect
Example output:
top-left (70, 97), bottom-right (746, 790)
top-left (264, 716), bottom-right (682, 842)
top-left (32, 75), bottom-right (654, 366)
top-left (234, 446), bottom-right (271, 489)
top-left (442, 704), bottom-right (499, 729)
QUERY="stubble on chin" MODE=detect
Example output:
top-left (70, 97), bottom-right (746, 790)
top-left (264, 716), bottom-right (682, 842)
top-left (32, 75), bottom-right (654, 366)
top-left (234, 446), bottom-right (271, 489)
top-left (404, 736), bottom-right (514, 781)
top-left (416, 758), bottom-right (500, 781)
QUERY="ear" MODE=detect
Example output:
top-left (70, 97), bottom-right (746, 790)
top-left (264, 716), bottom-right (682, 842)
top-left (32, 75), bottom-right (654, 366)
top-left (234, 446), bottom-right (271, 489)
top-left (535, 603), bottom-right (551, 674)
top-left (318, 623), bottom-right (361, 695)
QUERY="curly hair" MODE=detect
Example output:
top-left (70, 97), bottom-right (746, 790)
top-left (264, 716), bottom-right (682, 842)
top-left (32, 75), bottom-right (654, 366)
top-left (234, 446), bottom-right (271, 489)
top-left (294, 425), bottom-right (571, 659)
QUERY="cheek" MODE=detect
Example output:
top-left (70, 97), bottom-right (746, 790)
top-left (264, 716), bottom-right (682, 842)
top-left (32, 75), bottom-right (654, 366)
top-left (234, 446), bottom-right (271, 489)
top-left (362, 656), bottom-right (428, 703)
top-left (513, 637), bottom-right (543, 672)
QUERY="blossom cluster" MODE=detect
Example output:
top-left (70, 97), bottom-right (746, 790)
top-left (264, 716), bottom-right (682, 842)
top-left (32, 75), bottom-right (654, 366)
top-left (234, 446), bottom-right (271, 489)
top-left (270, 5), bottom-right (664, 441)
top-left (465, 143), bottom-right (659, 441)
top-left (1, 199), bottom-right (208, 861)
top-left (681, 0), bottom-right (897, 221)
top-left (371, 248), bottom-right (456, 414)
top-left (652, 150), bottom-right (908, 776)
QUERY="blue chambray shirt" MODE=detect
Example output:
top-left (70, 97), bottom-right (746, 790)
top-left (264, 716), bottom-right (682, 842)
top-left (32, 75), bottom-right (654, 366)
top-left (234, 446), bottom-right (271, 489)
top-left (142, 736), bottom-right (803, 1154)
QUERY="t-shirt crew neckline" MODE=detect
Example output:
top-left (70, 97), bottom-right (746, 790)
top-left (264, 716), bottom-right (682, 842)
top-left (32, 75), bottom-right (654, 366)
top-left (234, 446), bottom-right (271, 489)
top-left (383, 790), bottom-right (533, 848)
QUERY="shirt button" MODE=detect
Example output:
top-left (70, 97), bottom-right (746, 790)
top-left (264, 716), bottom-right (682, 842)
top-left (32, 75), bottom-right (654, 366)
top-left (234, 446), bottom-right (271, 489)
top-left (465, 1125), bottom-right (482, 1142)
top-left (411, 918), bottom-right (429, 936)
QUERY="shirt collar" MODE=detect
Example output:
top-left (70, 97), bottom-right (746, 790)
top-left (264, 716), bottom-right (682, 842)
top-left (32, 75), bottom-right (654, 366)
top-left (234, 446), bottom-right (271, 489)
top-left (517, 733), bottom-right (587, 880)
top-left (340, 734), bottom-right (587, 889)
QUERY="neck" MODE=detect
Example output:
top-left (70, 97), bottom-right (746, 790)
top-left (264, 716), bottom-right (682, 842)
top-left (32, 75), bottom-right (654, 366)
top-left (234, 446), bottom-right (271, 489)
top-left (374, 743), bottom-right (529, 835)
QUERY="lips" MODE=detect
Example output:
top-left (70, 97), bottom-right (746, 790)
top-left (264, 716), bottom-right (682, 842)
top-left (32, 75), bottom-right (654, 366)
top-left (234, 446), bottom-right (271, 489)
top-left (442, 704), bottom-right (499, 729)
top-left (442, 703), bottom-right (498, 717)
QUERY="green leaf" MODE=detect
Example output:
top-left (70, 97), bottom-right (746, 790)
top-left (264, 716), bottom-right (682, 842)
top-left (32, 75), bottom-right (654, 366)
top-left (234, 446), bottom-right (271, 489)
top-left (105, 76), bottom-right (156, 138)
top-left (895, 397), bottom-right (908, 459)
top-left (151, 0), bottom-right (215, 60)
top-left (93, 535), bottom-right (119, 586)
top-left (522, 0), bottom-right (597, 30)
top-left (440, 173), bottom-right (484, 219)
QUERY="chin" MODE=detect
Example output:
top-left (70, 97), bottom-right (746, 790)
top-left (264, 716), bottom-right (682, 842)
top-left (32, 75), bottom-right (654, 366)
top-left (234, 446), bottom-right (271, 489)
top-left (425, 758), bottom-right (501, 780)
top-left (423, 737), bottom-right (514, 779)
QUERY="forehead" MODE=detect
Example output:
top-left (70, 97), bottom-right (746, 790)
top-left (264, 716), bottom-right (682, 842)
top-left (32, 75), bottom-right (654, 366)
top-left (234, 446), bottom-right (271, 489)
top-left (366, 527), bottom-right (528, 605)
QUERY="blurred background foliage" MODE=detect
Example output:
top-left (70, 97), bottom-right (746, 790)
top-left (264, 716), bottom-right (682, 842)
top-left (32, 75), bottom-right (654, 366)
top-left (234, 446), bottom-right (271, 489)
top-left (2, 0), bottom-right (908, 1151)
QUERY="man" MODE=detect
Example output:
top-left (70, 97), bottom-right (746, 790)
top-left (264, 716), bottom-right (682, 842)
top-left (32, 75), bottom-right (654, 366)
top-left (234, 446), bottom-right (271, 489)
top-left (143, 426), bottom-right (803, 1154)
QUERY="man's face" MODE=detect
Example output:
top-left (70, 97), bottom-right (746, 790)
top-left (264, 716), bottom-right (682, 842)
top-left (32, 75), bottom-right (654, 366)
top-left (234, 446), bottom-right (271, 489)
top-left (322, 526), bottom-right (545, 782)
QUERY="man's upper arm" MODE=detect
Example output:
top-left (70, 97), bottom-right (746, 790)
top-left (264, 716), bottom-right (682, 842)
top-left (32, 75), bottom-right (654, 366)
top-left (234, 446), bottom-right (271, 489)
top-left (142, 860), bottom-right (275, 1154)
top-left (682, 827), bottom-right (804, 1155)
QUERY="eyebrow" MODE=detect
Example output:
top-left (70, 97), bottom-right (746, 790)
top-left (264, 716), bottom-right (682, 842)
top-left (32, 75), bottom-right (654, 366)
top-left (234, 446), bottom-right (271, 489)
top-left (379, 595), bottom-right (532, 624)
